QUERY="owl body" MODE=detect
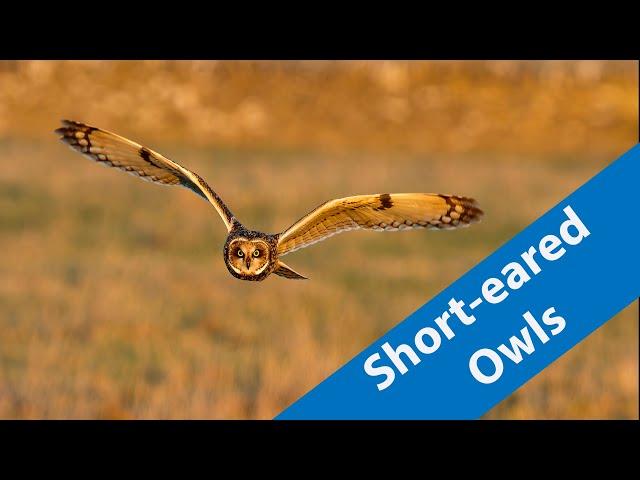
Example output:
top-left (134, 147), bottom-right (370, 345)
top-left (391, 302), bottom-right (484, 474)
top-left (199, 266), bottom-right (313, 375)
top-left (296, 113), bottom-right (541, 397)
top-left (55, 120), bottom-right (483, 282)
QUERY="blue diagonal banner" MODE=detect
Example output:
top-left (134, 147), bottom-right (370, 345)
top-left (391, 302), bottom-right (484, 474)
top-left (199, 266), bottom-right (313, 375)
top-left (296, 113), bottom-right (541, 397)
top-left (277, 145), bottom-right (640, 419)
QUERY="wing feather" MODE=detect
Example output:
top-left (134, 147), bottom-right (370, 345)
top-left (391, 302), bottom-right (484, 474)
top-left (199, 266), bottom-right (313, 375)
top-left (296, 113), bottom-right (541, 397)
top-left (55, 120), bottom-right (235, 231)
top-left (277, 193), bottom-right (483, 256)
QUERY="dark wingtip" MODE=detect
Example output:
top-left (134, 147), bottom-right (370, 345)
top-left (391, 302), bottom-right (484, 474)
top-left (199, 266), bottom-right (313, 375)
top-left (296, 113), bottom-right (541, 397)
top-left (456, 195), bottom-right (484, 223)
top-left (442, 194), bottom-right (484, 225)
top-left (467, 203), bottom-right (484, 224)
top-left (54, 119), bottom-right (76, 138)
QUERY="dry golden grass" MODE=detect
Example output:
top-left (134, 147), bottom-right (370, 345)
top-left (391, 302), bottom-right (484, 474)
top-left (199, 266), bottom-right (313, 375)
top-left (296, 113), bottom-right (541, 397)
top-left (0, 61), bottom-right (637, 418)
top-left (0, 60), bottom-right (635, 157)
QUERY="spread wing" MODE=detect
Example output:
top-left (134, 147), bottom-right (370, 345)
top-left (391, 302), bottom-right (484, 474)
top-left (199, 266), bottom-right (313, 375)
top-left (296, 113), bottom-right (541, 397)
top-left (277, 193), bottom-right (483, 256)
top-left (55, 120), bottom-right (236, 231)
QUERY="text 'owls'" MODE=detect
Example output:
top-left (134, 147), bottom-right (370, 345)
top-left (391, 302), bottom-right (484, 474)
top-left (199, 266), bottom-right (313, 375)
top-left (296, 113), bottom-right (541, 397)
top-left (364, 205), bottom-right (590, 391)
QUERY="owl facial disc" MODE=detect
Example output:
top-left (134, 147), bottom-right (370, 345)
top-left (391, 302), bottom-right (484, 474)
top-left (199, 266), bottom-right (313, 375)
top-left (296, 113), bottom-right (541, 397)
top-left (226, 237), bottom-right (271, 278)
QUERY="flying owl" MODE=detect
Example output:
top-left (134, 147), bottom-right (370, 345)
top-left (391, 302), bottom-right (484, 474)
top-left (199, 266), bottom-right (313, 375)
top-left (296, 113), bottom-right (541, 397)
top-left (55, 120), bottom-right (483, 281)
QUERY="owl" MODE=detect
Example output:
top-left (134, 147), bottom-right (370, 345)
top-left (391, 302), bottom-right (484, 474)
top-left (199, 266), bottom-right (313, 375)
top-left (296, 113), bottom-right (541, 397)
top-left (55, 120), bottom-right (483, 281)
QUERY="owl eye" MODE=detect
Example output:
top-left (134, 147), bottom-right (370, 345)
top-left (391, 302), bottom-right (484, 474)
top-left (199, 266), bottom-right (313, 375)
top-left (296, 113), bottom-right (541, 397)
top-left (253, 249), bottom-right (260, 257)
top-left (236, 249), bottom-right (244, 257)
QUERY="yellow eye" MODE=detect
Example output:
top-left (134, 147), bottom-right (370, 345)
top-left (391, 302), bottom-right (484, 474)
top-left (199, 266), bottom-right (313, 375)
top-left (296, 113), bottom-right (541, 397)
top-left (237, 249), bottom-right (244, 257)
top-left (253, 249), bottom-right (260, 257)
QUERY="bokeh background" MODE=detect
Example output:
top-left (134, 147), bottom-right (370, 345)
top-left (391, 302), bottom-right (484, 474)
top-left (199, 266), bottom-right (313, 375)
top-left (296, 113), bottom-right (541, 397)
top-left (0, 60), bottom-right (637, 419)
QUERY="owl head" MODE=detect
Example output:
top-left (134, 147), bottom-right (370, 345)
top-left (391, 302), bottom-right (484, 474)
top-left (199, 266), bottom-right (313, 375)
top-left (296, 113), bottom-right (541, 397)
top-left (225, 237), bottom-right (272, 280)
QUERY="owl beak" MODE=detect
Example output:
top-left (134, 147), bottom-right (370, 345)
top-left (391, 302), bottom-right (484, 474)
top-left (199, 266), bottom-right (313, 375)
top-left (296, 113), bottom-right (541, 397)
top-left (246, 257), bottom-right (251, 269)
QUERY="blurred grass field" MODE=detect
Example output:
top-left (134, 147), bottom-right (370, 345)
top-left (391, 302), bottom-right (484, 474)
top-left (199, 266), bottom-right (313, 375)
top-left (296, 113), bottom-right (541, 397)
top-left (0, 61), bottom-right (637, 418)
